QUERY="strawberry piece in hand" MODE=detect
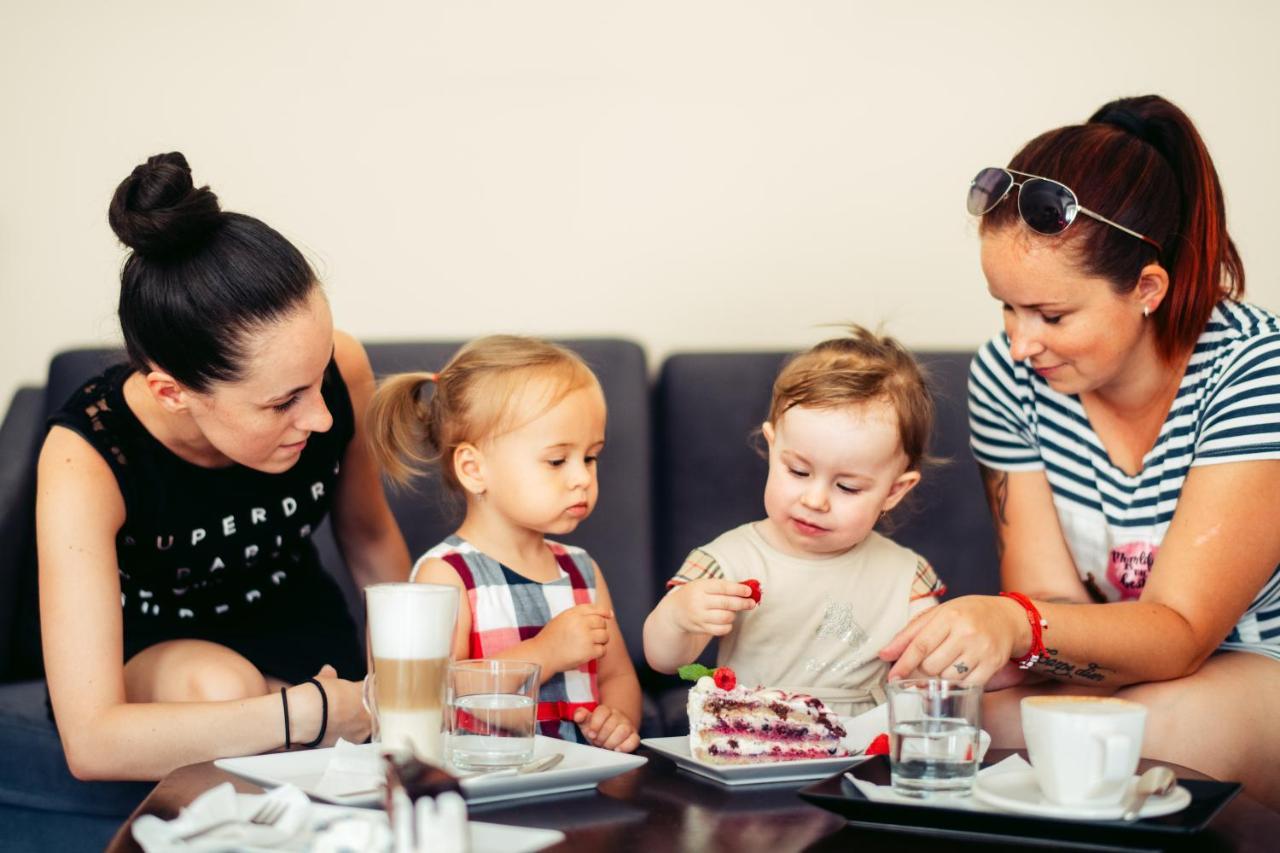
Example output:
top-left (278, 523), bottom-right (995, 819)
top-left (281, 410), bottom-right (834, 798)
top-left (865, 733), bottom-right (890, 756)
top-left (743, 579), bottom-right (762, 604)
top-left (712, 667), bottom-right (737, 691)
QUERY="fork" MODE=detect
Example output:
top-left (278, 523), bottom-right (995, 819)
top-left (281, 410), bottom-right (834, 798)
top-left (177, 797), bottom-right (289, 842)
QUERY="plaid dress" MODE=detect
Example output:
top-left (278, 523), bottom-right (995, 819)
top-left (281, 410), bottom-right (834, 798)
top-left (415, 535), bottom-right (599, 742)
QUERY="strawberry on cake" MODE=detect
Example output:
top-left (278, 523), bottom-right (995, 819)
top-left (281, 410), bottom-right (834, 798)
top-left (681, 665), bottom-right (849, 765)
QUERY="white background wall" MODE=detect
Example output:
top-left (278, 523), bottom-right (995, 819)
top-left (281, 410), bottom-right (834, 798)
top-left (2, 1), bottom-right (1278, 408)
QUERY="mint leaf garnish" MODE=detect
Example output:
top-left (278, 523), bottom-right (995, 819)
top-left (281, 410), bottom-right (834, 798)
top-left (677, 663), bottom-right (714, 682)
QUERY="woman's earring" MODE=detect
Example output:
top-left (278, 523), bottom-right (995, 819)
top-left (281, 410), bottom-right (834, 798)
top-left (1143, 305), bottom-right (1150, 318)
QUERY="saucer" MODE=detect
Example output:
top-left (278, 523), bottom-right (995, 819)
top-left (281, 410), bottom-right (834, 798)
top-left (974, 769), bottom-right (1191, 820)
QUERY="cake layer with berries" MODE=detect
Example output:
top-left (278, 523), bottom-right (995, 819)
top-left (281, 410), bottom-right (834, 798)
top-left (685, 669), bottom-right (849, 765)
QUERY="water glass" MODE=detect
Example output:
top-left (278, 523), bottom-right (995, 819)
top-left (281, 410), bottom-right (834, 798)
top-left (887, 678), bottom-right (981, 798)
top-left (445, 659), bottom-right (541, 770)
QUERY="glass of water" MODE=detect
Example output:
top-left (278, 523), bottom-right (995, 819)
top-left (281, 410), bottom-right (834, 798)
top-left (445, 659), bottom-right (541, 770)
top-left (886, 678), bottom-right (981, 798)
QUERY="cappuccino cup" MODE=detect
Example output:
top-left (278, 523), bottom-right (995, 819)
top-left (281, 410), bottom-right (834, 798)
top-left (364, 583), bottom-right (459, 763)
top-left (1021, 695), bottom-right (1147, 806)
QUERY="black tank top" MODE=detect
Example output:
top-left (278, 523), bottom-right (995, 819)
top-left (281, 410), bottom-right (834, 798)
top-left (48, 359), bottom-right (355, 636)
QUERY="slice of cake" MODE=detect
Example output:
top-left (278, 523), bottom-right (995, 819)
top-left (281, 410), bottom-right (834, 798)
top-left (682, 665), bottom-right (849, 765)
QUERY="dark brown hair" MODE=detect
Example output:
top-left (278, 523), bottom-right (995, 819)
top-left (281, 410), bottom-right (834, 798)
top-left (980, 95), bottom-right (1244, 361)
top-left (109, 152), bottom-right (317, 391)
top-left (768, 325), bottom-right (934, 471)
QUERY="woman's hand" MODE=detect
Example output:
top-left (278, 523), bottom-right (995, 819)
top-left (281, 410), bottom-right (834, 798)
top-left (307, 664), bottom-right (372, 747)
top-left (573, 704), bottom-right (640, 752)
top-left (878, 595), bottom-right (1030, 686)
top-left (664, 579), bottom-right (757, 637)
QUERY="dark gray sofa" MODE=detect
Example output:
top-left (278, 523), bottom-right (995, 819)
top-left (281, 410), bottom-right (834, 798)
top-left (0, 340), bottom-right (997, 848)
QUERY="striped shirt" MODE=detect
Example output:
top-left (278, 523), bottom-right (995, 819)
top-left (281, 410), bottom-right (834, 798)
top-left (969, 300), bottom-right (1280, 661)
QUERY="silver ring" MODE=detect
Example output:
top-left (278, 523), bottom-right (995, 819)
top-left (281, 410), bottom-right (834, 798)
top-left (953, 661), bottom-right (970, 675)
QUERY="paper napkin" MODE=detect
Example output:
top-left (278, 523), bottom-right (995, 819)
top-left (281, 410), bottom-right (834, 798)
top-left (845, 753), bottom-right (1032, 811)
top-left (132, 782), bottom-right (311, 851)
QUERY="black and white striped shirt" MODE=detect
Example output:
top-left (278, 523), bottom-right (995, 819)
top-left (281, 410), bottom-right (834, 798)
top-left (968, 300), bottom-right (1280, 661)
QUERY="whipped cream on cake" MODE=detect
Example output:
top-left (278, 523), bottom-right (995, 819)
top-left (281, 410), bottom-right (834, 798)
top-left (686, 672), bottom-right (849, 765)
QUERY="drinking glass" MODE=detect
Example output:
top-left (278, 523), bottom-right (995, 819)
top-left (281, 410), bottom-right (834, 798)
top-left (363, 583), bottom-right (459, 763)
top-left (445, 659), bottom-right (541, 770)
top-left (887, 678), bottom-right (982, 797)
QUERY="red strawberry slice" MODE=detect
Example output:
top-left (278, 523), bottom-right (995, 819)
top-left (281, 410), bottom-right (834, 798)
top-left (743, 578), bottom-right (762, 603)
top-left (865, 733), bottom-right (890, 756)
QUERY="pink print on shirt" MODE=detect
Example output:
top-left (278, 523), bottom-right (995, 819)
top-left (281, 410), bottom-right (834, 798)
top-left (1107, 542), bottom-right (1157, 600)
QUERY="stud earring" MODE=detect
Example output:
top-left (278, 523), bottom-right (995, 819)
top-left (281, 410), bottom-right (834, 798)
top-left (1143, 305), bottom-right (1150, 318)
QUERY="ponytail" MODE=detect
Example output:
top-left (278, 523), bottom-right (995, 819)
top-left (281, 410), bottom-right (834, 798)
top-left (1089, 96), bottom-right (1245, 358)
top-left (367, 372), bottom-right (441, 488)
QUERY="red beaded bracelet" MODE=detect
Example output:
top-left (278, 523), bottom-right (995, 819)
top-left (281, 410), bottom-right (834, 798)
top-left (1000, 591), bottom-right (1048, 670)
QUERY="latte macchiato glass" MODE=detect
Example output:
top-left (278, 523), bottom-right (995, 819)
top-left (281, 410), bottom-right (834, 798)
top-left (363, 583), bottom-right (459, 763)
top-left (1021, 695), bottom-right (1147, 806)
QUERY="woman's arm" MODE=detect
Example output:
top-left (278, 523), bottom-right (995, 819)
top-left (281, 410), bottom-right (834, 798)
top-left (37, 428), bottom-right (363, 780)
top-left (331, 331), bottom-right (411, 588)
top-left (884, 460), bottom-right (1280, 686)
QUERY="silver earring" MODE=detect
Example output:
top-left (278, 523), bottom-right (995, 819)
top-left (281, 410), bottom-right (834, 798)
top-left (1143, 305), bottom-right (1150, 318)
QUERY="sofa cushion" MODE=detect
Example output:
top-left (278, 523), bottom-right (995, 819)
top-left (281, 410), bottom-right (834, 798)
top-left (0, 680), bottom-right (151, 816)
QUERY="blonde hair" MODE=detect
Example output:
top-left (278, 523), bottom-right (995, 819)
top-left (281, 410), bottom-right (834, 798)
top-left (368, 335), bottom-right (601, 491)
top-left (768, 325), bottom-right (935, 471)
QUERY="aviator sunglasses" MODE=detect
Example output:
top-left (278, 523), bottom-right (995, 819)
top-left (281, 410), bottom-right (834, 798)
top-left (967, 167), bottom-right (1163, 255)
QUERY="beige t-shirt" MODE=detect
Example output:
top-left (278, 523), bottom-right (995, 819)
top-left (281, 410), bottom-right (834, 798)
top-left (668, 522), bottom-right (944, 715)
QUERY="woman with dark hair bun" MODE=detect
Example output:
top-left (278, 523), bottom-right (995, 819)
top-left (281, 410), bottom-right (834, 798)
top-left (879, 96), bottom-right (1280, 808)
top-left (38, 152), bottom-right (410, 779)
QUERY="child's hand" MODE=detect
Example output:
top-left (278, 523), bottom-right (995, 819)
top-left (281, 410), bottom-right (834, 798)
top-left (667, 578), bottom-right (757, 636)
top-left (573, 704), bottom-right (640, 752)
top-left (535, 604), bottom-right (613, 673)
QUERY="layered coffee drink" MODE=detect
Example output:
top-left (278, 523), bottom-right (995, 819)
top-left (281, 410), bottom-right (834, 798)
top-left (372, 656), bottom-right (449, 758)
top-left (365, 583), bottom-right (459, 762)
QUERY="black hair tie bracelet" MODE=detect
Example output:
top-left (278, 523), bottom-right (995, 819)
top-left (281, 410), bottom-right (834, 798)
top-left (300, 677), bottom-right (328, 748)
top-left (280, 687), bottom-right (292, 749)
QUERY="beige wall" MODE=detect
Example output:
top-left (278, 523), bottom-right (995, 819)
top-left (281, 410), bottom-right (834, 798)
top-left (2, 1), bottom-right (1278, 409)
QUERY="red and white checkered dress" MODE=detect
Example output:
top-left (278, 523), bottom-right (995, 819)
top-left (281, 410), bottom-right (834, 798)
top-left (415, 536), bottom-right (600, 742)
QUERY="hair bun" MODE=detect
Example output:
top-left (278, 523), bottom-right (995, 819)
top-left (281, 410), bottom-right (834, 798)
top-left (108, 152), bottom-right (222, 258)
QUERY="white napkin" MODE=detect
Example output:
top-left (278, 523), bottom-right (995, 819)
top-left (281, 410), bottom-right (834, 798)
top-left (132, 782), bottom-right (311, 852)
top-left (838, 704), bottom-right (889, 753)
top-left (845, 753), bottom-right (1032, 811)
top-left (313, 739), bottom-right (387, 800)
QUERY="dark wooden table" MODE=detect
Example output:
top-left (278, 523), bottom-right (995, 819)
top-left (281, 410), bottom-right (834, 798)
top-left (108, 749), bottom-right (1279, 852)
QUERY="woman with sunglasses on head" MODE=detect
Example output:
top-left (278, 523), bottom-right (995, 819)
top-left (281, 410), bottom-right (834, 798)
top-left (37, 153), bottom-right (411, 780)
top-left (879, 95), bottom-right (1280, 808)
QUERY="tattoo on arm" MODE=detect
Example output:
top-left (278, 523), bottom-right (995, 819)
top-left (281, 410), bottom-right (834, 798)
top-left (980, 466), bottom-right (1010, 526)
top-left (979, 465), bottom-right (1010, 559)
top-left (1034, 648), bottom-right (1115, 683)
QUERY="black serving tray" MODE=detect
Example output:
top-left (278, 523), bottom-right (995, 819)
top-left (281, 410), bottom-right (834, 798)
top-left (798, 756), bottom-right (1241, 848)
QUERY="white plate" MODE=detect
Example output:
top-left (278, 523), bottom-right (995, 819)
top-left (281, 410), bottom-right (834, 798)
top-left (973, 769), bottom-right (1192, 821)
top-left (641, 736), bottom-right (869, 786)
top-left (216, 735), bottom-right (646, 807)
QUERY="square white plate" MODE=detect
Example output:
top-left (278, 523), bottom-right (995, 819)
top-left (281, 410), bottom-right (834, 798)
top-left (641, 736), bottom-right (869, 786)
top-left (215, 735), bottom-right (646, 807)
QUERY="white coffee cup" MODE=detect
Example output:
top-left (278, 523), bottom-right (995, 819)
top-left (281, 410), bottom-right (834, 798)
top-left (1021, 695), bottom-right (1147, 806)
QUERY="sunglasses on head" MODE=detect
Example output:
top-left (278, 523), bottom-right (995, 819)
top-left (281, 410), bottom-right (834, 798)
top-left (967, 167), bottom-right (1163, 255)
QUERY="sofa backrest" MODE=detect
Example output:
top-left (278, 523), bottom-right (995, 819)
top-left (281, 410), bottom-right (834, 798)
top-left (653, 350), bottom-right (1000, 602)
